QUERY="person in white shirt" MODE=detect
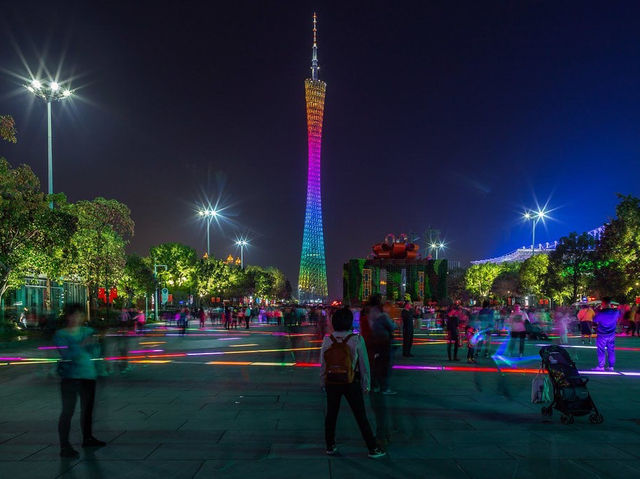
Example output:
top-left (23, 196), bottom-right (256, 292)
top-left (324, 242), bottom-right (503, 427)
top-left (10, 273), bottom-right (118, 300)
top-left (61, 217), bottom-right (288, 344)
top-left (508, 304), bottom-right (529, 357)
top-left (320, 307), bottom-right (385, 459)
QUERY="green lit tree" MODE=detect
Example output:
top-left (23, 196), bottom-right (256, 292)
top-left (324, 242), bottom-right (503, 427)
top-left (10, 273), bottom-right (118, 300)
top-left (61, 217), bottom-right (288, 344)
top-left (0, 159), bottom-right (76, 309)
top-left (149, 242), bottom-right (197, 291)
top-left (593, 194), bottom-right (640, 301)
top-left (519, 253), bottom-right (550, 298)
top-left (547, 232), bottom-right (596, 303)
top-left (119, 254), bottom-right (154, 306)
top-left (465, 263), bottom-right (502, 299)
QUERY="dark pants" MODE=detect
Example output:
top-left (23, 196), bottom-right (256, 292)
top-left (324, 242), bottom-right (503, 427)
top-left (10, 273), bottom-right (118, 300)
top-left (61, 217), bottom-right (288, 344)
top-left (402, 326), bottom-right (414, 356)
top-left (370, 341), bottom-right (391, 391)
top-left (58, 379), bottom-right (96, 447)
top-left (325, 381), bottom-right (376, 451)
top-left (509, 331), bottom-right (526, 355)
top-left (447, 334), bottom-right (459, 360)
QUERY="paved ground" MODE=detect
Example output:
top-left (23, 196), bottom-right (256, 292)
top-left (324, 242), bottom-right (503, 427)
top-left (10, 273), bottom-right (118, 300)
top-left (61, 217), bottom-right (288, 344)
top-left (1, 323), bottom-right (640, 479)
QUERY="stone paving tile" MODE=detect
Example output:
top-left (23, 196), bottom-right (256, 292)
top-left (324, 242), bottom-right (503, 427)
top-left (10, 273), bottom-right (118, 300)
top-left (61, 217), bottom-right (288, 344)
top-left (111, 429), bottom-right (225, 444)
top-left (148, 442), bottom-right (270, 460)
top-left (582, 459), bottom-right (640, 476)
top-left (0, 443), bottom-right (49, 460)
top-left (59, 459), bottom-right (203, 479)
top-left (330, 457), bottom-right (468, 479)
top-left (502, 443), bottom-right (635, 460)
top-left (194, 458), bottom-right (331, 479)
top-left (0, 460), bottom-right (76, 479)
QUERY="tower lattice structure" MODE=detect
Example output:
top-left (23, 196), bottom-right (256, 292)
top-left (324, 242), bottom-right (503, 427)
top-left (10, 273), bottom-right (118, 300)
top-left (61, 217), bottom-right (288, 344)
top-left (298, 13), bottom-right (328, 302)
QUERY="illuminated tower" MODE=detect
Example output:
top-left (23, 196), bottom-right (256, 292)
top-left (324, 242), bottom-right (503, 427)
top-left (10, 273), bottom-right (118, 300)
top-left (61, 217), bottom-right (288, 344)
top-left (298, 12), bottom-right (328, 302)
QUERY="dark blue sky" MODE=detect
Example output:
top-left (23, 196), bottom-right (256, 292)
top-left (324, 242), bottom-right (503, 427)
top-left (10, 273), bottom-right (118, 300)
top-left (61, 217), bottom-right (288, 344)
top-left (1, 1), bottom-right (639, 298)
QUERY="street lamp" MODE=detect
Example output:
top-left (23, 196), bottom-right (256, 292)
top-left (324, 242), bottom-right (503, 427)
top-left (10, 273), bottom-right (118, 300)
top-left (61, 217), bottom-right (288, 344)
top-left (523, 209), bottom-right (547, 252)
top-left (153, 263), bottom-right (167, 323)
top-left (235, 239), bottom-right (248, 268)
top-left (198, 208), bottom-right (219, 257)
top-left (430, 242), bottom-right (445, 260)
top-left (25, 78), bottom-right (74, 209)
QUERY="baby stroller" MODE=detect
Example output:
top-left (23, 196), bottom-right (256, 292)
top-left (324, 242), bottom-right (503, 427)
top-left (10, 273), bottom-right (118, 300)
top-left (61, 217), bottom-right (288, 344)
top-left (525, 320), bottom-right (549, 340)
top-left (539, 345), bottom-right (603, 424)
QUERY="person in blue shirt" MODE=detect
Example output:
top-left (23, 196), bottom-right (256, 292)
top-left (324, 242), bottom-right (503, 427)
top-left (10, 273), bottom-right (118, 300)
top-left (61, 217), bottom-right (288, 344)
top-left (593, 297), bottom-right (620, 371)
top-left (55, 304), bottom-right (106, 458)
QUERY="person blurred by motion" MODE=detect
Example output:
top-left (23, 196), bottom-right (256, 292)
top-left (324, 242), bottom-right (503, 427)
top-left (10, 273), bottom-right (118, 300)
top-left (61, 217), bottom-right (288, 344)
top-left (578, 304), bottom-right (595, 344)
top-left (593, 297), bottom-right (619, 371)
top-left (476, 301), bottom-right (495, 359)
top-left (508, 303), bottom-right (528, 357)
top-left (401, 302), bottom-right (415, 357)
top-left (368, 295), bottom-right (397, 395)
top-left (55, 304), bottom-right (106, 458)
top-left (320, 307), bottom-right (385, 459)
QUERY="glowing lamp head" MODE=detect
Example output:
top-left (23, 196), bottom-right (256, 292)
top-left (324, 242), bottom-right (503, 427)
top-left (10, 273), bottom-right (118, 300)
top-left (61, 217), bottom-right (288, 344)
top-left (430, 243), bottom-right (437, 249)
top-left (439, 243), bottom-right (445, 249)
top-left (62, 89), bottom-right (72, 97)
top-left (523, 212), bottom-right (531, 220)
top-left (31, 79), bottom-right (42, 89)
top-left (50, 81), bottom-right (59, 91)
top-left (536, 210), bottom-right (547, 220)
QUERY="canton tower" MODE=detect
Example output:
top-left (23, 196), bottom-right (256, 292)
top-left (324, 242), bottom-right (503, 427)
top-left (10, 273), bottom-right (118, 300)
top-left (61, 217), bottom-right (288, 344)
top-left (298, 13), bottom-right (328, 302)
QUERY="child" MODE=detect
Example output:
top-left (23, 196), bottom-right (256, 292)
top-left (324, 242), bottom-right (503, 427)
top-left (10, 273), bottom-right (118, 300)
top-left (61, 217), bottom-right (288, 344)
top-left (466, 325), bottom-right (477, 363)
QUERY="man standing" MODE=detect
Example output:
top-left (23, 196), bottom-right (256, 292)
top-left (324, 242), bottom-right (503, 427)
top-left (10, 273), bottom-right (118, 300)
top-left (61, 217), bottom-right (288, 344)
top-left (476, 301), bottom-right (495, 359)
top-left (401, 302), bottom-right (415, 357)
top-left (593, 297), bottom-right (619, 371)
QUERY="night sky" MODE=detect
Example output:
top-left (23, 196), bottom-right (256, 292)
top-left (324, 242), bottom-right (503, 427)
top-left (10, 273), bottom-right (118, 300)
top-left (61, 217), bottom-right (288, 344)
top-left (1, 1), bottom-right (640, 298)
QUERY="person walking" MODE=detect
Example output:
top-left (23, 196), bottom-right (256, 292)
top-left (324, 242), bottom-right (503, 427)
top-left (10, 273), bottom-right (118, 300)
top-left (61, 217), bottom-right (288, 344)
top-left (55, 304), bottom-right (106, 458)
top-left (320, 307), bottom-right (385, 459)
top-left (401, 302), bottom-right (415, 357)
top-left (507, 304), bottom-right (528, 357)
top-left (593, 297), bottom-right (620, 371)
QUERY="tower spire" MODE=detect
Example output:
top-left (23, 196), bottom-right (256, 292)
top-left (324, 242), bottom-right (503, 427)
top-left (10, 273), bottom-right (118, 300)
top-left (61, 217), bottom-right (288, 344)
top-left (311, 12), bottom-right (319, 81)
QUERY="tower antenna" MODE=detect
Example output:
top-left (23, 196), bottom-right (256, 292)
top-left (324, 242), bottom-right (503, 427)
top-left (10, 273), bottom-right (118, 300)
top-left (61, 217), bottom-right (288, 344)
top-left (311, 12), bottom-right (319, 81)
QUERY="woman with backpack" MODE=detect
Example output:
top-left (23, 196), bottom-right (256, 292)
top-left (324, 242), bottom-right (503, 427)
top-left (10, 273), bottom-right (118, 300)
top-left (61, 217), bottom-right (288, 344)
top-left (320, 307), bottom-right (385, 459)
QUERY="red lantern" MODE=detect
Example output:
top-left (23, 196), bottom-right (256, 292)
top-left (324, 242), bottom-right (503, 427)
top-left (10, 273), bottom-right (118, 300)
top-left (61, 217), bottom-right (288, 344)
top-left (98, 287), bottom-right (107, 302)
top-left (109, 287), bottom-right (118, 304)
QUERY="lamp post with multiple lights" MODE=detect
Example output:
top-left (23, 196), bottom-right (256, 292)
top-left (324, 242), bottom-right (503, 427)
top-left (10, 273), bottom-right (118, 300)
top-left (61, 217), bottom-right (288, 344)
top-left (430, 242), bottom-right (445, 260)
top-left (198, 209), bottom-right (218, 257)
top-left (25, 79), bottom-right (73, 209)
top-left (235, 239), bottom-right (248, 269)
top-left (523, 209), bottom-right (547, 252)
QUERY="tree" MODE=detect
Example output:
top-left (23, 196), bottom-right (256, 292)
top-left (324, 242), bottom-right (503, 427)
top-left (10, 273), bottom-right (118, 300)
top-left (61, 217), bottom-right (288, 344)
top-left (519, 254), bottom-right (550, 297)
top-left (0, 115), bottom-right (17, 143)
top-left (195, 257), bottom-right (235, 298)
top-left (0, 158), bottom-right (76, 307)
top-left (119, 254), bottom-right (154, 305)
top-left (65, 198), bottom-right (134, 309)
top-left (465, 263), bottom-right (502, 299)
top-left (491, 269), bottom-right (521, 300)
top-left (594, 194), bottom-right (640, 301)
top-left (149, 242), bottom-right (197, 291)
top-left (547, 232), bottom-right (596, 303)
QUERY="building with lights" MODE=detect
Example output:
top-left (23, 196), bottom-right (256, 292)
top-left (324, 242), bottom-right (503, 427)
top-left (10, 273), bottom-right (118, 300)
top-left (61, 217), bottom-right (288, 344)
top-left (343, 235), bottom-right (448, 305)
top-left (298, 13), bottom-right (328, 303)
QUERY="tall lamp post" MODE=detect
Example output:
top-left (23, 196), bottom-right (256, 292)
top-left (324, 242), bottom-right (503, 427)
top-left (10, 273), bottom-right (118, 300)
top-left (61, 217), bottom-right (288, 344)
top-left (523, 209), bottom-right (547, 252)
top-left (153, 263), bottom-right (167, 323)
top-left (235, 239), bottom-right (248, 269)
top-left (25, 79), bottom-right (73, 209)
top-left (430, 242), bottom-right (445, 260)
top-left (198, 209), bottom-right (218, 257)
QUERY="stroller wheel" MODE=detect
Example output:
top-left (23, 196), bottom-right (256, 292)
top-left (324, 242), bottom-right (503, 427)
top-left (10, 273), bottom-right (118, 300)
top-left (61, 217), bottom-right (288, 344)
top-left (541, 406), bottom-right (552, 417)
top-left (560, 415), bottom-right (574, 425)
top-left (589, 413), bottom-right (604, 424)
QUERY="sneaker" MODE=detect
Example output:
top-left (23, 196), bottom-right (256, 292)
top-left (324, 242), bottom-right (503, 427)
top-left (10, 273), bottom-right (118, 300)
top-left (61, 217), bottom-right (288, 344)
top-left (60, 446), bottom-right (79, 458)
top-left (592, 366), bottom-right (605, 371)
top-left (382, 389), bottom-right (397, 395)
top-left (82, 437), bottom-right (106, 448)
top-left (326, 445), bottom-right (338, 456)
top-left (368, 448), bottom-right (386, 459)
top-left (606, 366), bottom-right (615, 372)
